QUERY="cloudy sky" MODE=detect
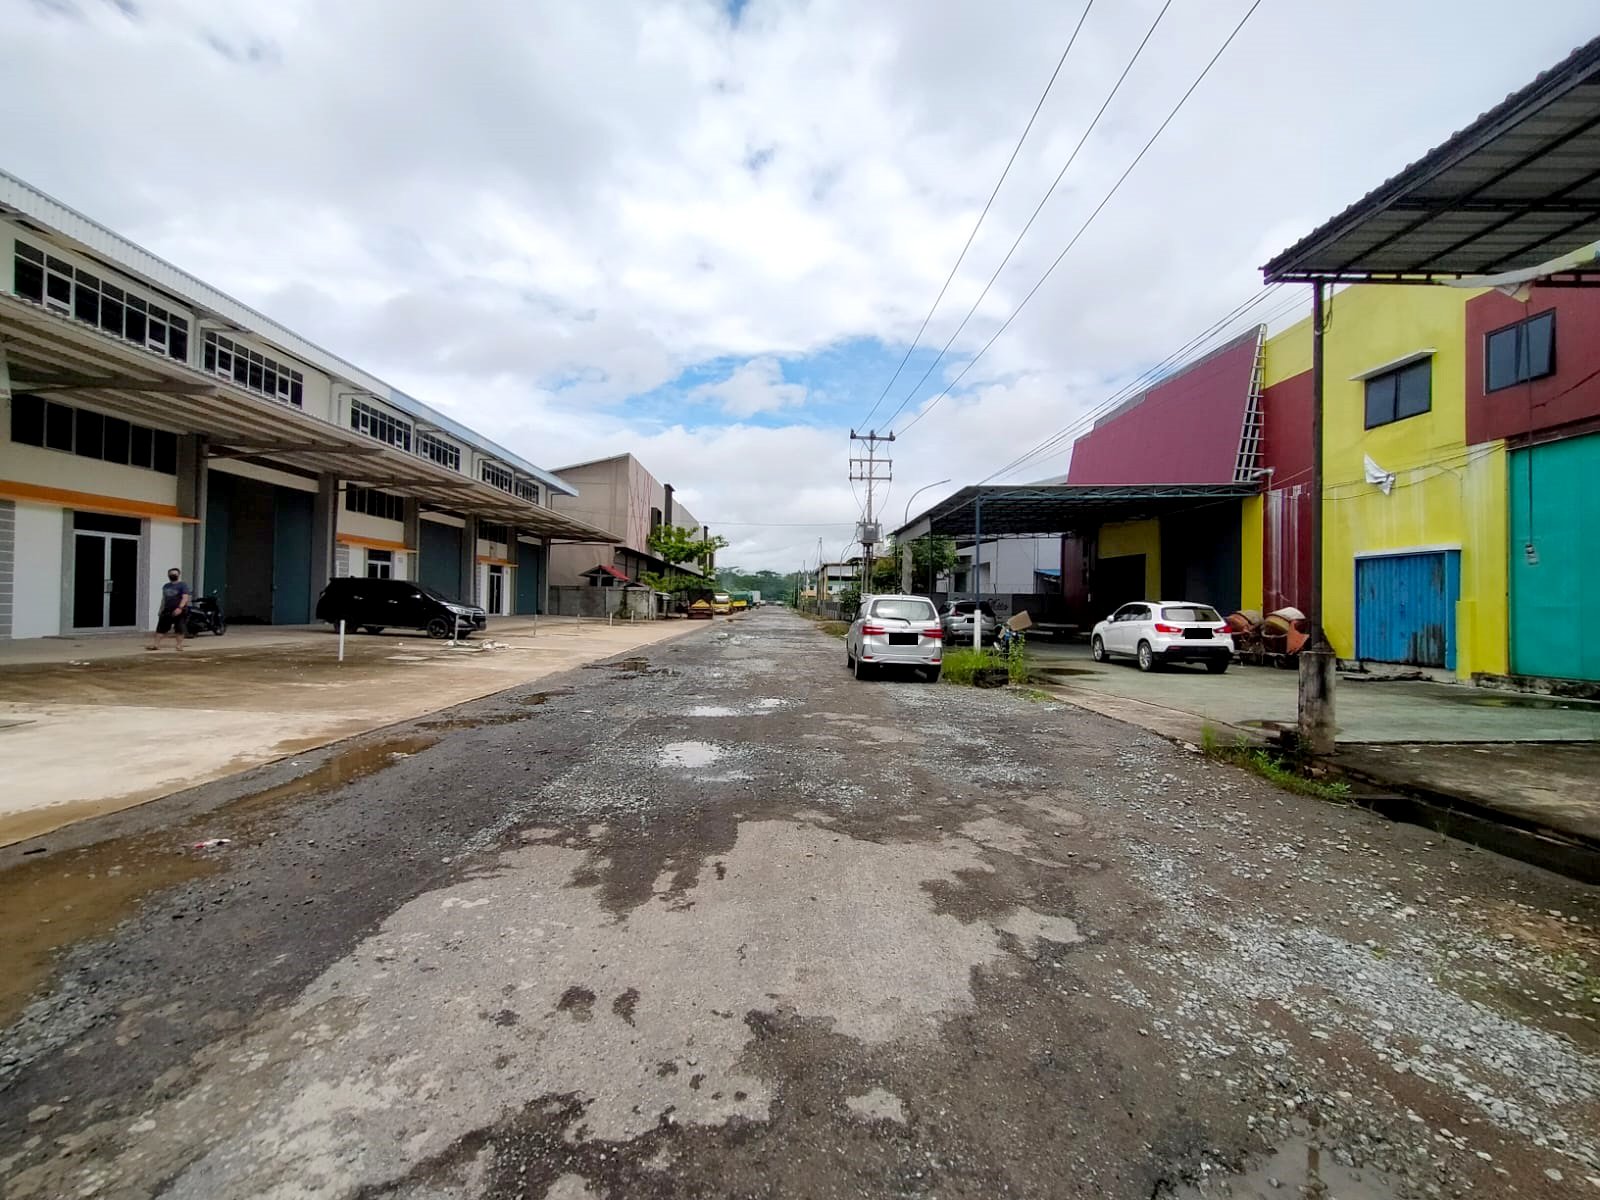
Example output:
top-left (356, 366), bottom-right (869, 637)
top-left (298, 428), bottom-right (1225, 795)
top-left (4, 0), bottom-right (1594, 570)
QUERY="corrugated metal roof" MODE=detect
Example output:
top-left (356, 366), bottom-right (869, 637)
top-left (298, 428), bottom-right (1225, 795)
top-left (0, 169), bottom-right (576, 495)
top-left (1262, 35), bottom-right (1600, 284)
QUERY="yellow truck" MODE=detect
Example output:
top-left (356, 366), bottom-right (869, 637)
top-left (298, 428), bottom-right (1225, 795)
top-left (712, 592), bottom-right (733, 615)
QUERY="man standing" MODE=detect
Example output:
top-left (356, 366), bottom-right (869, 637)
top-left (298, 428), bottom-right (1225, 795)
top-left (148, 567), bottom-right (192, 651)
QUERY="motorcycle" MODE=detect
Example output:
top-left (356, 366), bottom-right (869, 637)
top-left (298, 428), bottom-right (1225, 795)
top-left (185, 594), bottom-right (227, 637)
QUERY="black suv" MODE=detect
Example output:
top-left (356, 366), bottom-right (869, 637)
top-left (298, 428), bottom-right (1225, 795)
top-left (315, 578), bottom-right (488, 638)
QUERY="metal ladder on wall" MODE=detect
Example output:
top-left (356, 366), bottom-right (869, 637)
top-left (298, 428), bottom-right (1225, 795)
top-left (1233, 324), bottom-right (1267, 483)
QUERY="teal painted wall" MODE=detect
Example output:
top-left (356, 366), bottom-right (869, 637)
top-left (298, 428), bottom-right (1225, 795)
top-left (1510, 433), bottom-right (1600, 681)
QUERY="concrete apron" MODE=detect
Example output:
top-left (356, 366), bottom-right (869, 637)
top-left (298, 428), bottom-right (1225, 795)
top-left (1028, 648), bottom-right (1600, 884)
top-left (0, 616), bottom-right (698, 847)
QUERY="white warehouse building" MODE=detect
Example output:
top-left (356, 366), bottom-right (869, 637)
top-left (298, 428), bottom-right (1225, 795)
top-left (0, 171), bottom-right (617, 640)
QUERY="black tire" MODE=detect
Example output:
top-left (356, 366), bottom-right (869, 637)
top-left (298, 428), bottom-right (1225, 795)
top-left (1091, 635), bottom-right (1107, 663)
top-left (361, 625), bottom-right (385, 635)
top-left (1137, 641), bottom-right (1158, 673)
top-left (425, 616), bottom-right (451, 639)
top-left (853, 654), bottom-right (871, 681)
top-left (846, 648), bottom-right (854, 669)
top-left (924, 666), bottom-right (942, 683)
top-left (1206, 657), bottom-right (1230, 675)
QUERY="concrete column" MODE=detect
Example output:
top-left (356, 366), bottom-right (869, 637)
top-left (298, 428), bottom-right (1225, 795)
top-left (540, 537), bottom-right (552, 615)
top-left (309, 473), bottom-right (337, 614)
top-left (459, 514), bottom-right (479, 605)
top-left (403, 499), bottom-right (421, 561)
top-left (176, 434), bottom-right (208, 591)
top-left (1297, 646), bottom-right (1337, 755)
top-left (900, 543), bottom-right (913, 594)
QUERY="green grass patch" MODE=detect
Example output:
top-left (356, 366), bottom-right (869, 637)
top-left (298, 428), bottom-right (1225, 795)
top-left (818, 621), bottom-right (849, 638)
top-left (939, 647), bottom-right (992, 685)
top-left (1199, 725), bottom-right (1352, 802)
top-left (940, 640), bottom-right (1030, 687)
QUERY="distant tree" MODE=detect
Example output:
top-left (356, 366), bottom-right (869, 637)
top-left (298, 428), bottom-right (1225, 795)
top-left (865, 536), bottom-right (957, 592)
top-left (648, 525), bottom-right (729, 575)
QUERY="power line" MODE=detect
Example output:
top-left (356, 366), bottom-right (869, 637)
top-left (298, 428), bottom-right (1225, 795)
top-left (897, 0), bottom-right (1266, 439)
top-left (983, 283), bottom-right (1303, 483)
top-left (981, 286), bottom-right (1283, 482)
top-left (858, 0), bottom-right (1096, 430)
top-left (880, 0), bottom-right (1174, 431)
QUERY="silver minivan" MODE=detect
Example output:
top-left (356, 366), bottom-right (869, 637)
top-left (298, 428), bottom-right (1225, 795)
top-left (845, 594), bottom-right (945, 681)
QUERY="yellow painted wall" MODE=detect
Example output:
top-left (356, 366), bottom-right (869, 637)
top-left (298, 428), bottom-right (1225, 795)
top-left (1263, 312), bottom-right (1312, 387)
top-left (1239, 494), bottom-right (1263, 613)
top-left (1098, 519), bottom-right (1161, 598)
top-left (1319, 285), bottom-right (1507, 677)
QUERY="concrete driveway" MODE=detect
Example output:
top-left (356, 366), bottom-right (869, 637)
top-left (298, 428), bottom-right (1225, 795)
top-left (1028, 640), bottom-right (1600, 744)
top-left (1029, 640), bottom-right (1600, 851)
top-left (0, 615), bottom-right (696, 846)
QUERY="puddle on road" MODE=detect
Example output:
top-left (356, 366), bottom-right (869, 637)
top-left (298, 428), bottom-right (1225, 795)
top-left (1452, 693), bottom-right (1599, 711)
top-left (1174, 1136), bottom-right (1400, 1199)
top-left (519, 689), bottom-right (573, 707)
top-left (0, 733), bottom-right (436, 1028)
top-left (686, 706), bottom-right (740, 718)
top-left (660, 741), bottom-right (723, 768)
top-left (416, 713), bottom-right (530, 731)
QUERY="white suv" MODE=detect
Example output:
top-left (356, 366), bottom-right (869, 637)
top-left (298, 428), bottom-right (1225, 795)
top-left (1090, 601), bottom-right (1234, 673)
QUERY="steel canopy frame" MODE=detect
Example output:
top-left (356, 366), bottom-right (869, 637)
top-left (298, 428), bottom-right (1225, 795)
top-left (892, 482), bottom-right (1258, 649)
top-left (892, 483), bottom-right (1257, 542)
top-left (1262, 34), bottom-right (1600, 288)
top-left (0, 295), bottom-right (619, 544)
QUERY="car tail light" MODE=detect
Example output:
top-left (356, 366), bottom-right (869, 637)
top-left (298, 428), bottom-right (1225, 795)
top-left (861, 623), bottom-right (887, 636)
top-left (1153, 622), bottom-right (1183, 634)
top-left (1214, 625), bottom-right (1232, 637)
top-left (924, 626), bottom-right (943, 639)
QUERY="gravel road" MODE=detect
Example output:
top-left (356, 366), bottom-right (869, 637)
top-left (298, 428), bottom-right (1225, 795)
top-left (1, 608), bottom-right (1596, 1199)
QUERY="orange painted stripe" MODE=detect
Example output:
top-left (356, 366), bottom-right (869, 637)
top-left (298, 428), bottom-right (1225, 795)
top-left (338, 534), bottom-right (412, 552)
top-left (476, 555), bottom-right (516, 567)
top-left (0, 480), bottom-right (195, 523)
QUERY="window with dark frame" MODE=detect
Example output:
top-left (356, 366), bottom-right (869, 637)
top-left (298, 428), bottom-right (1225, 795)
top-left (349, 397), bottom-right (412, 451)
top-left (202, 332), bottom-right (305, 407)
top-left (480, 461), bottom-right (514, 492)
top-left (344, 486), bottom-right (405, 522)
top-left (1364, 358), bottom-right (1432, 429)
top-left (9, 393), bottom-right (178, 475)
top-left (417, 430), bottom-right (461, 471)
top-left (365, 549), bottom-right (394, 579)
top-left (12, 239), bottom-right (190, 363)
top-left (1485, 310), bottom-right (1555, 392)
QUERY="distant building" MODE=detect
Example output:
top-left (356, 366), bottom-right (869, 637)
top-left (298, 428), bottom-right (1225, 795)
top-left (545, 454), bottom-right (705, 589)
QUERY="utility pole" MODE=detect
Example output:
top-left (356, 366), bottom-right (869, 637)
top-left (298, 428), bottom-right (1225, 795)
top-left (849, 429), bottom-right (894, 595)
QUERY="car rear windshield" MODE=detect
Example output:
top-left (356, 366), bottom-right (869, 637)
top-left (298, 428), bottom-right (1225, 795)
top-left (951, 601), bottom-right (997, 616)
top-left (872, 598), bottom-right (937, 622)
top-left (1161, 605), bottom-right (1222, 623)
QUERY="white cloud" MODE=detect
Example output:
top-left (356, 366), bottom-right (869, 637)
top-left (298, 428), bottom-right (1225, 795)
top-left (688, 357), bottom-right (808, 417)
top-left (2, 0), bottom-right (1595, 568)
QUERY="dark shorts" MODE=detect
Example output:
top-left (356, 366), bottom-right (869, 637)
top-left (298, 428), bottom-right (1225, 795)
top-left (156, 609), bottom-right (189, 635)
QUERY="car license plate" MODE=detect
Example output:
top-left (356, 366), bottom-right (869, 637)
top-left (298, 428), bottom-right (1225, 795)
top-left (888, 632), bottom-right (918, 646)
top-left (1183, 629), bottom-right (1210, 640)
